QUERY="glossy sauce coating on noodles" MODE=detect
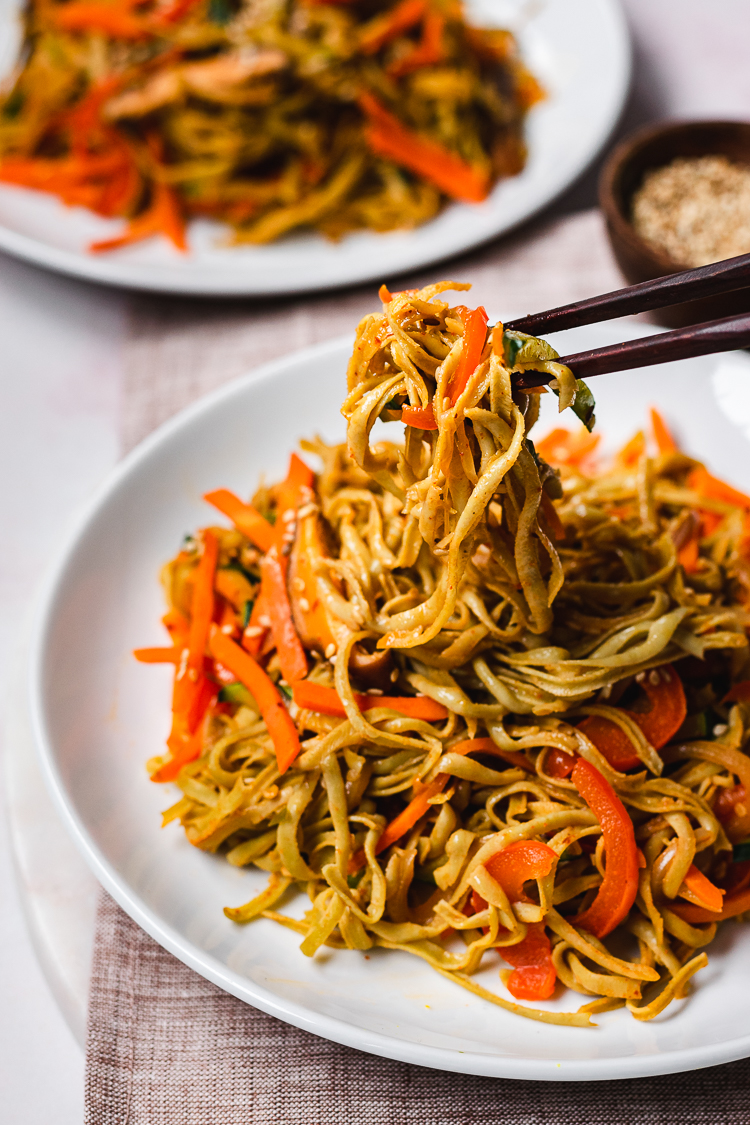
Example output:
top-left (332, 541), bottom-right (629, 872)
top-left (144, 282), bottom-right (750, 1026)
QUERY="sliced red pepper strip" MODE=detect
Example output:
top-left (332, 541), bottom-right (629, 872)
top-left (578, 664), bottom-right (686, 772)
top-left (449, 306), bottom-right (489, 404)
top-left (358, 93), bottom-right (490, 204)
top-left (485, 839), bottom-right (556, 903)
top-left (571, 758), bottom-right (639, 938)
top-left (472, 840), bottom-right (557, 1000)
top-left (260, 548), bottom-right (308, 684)
top-left (209, 626), bottom-right (300, 773)
top-left (293, 680), bottom-right (447, 720)
top-left (203, 489), bottom-right (275, 553)
top-left (723, 680), bottom-right (750, 704)
top-left (678, 864), bottom-right (725, 914)
top-left (401, 403), bottom-right (438, 430)
top-left (501, 923), bottom-right (557, 1000)
top-left (544, 747), bottom-right (577, 779)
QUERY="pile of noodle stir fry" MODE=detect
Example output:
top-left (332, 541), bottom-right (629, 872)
top-left (138, 281), bottom-right (750, 1027)
top-left (0, 0), bottom-right (541, 250)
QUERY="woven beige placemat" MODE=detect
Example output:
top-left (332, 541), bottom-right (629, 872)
top-left (86, 209), bottom-right (750, 1121)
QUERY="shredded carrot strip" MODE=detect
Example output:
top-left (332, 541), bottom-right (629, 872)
top-left (91, 181), bottom-right (186, 253)
top-left (293, 680), bottom-right (448, 721)
top-left (650, 407), bottom-right (677, 454)
top-left (359, 0), bottom-right (425, 53)
top-left (261, 549), bottom-right (308, 684)
top-left (203, 489), bottom-right (275, 553)
top-left (402, 403), bottom-right (437, 430)
top-left (50, 3), bottom-right (150, 37)
top-left (449, 306), bottom-right (489, 404)
top-left (359, 92), bottom-right (490, 203)
top-left (134, 646), bottom-right (179, 663)
top-left (679, 864), bottom-right (725, 914)
top-left (209, 627), bottom-right (300, 772)
top-left (616, 430), bottom-right (645, 468)
top-left (388, 10), bottom-right (444, 77)
top-left (688, 466), bottom-right (750, 510)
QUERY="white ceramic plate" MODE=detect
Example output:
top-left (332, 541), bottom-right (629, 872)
top-left (0, 0), bottom-right (629, 295)
top-left (30, 319), bottom-right (750, 1081)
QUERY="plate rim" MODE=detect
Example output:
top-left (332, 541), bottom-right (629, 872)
top-left (29, 331), bottom-right (750, 1081)
top-left (0, 0), bottom-right (631, 296)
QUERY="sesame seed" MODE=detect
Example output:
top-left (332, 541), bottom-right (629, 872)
top-left (243, 626), bottom-right (263, 638)
top-left (649, 670), bottom-right (661, 685)
top-left (325, 643), bottom-right (337, 658)
top-left (635, 672), bottom-right (646, 684)
top-left (713, 723), bottom-right (728, 737)
top-left (299, 598), bottom-right (310, 612)
top-left (258, 615), bottom-right (271, 628)
top-left (390, 669), bottom-right (399, 683)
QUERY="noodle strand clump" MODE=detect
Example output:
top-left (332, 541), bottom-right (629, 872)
top-left (141, 281), bottom-right (750, 1028)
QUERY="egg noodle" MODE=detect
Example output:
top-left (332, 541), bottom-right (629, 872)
top-left (0, 0), bottom-right (541, 250)
top-left (137, 281), bottom-right (750, 1027)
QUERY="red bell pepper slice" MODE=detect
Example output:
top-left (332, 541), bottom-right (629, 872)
top-left (578, 664), bottom-right (686, 772)
top-left (571, 758), bottom-right (639, 938)
top-left (471, 840), bottom-right (557, 1000)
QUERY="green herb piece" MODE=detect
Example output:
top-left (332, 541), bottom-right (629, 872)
top-left (570, 379), bottom-right (596, 432)
top-left (3, 89), bottom-right (24, 118)
top-left (503, 330), bottom-right (523, 367)
top-left (208, 0), bottom-right (232, 23)
top-left (278, 682), bottom-right (293, 700)
top-left (218, 682), bottom-right (254, 706)
top-left (734, 841), bottom-right (750, 862)
top-left (241, 599), bottom-right (254, 629)
top-left (347, 869), bottom-right (365, 888)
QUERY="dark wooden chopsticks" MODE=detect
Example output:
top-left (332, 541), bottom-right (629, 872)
top-left (513, 311), bottom-right (750, 389)
top-left (505, 252), bottom-right (750, 389)
top-left (505, 252), bottom-right (750, 336)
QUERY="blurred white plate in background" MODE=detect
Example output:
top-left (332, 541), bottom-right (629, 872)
top-left (0, 0), bottom-right (629, 294)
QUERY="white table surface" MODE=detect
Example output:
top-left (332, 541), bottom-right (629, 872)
top-left (2, 2), bottom-right (750, 1120)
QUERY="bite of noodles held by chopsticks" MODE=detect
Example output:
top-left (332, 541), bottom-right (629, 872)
top-left (136, 281), bottom-right (750, 1027)
top-left (0, 0), bottom-right (542, 251)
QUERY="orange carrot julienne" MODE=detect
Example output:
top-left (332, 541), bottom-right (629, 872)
top-left (170, 529), bottom-right (218, 736)
top-left (134, 646), bottom-right (180, 663)
top-left (688, 466), bottom-right (750, 510)
top-left (401, 403), bottom-right (438, 430)
top-left (679, 864), bottom-right (725, 914)
top-left (349, 774), bottom-right (447, 872)
top-left (292, 680), bottom-right (448, 721)
top-left (447, 736), bottom-right (532, 773)
top-left (347, 737), bottom-right (530, 872)
top-left (209, 626), bottom-right (300, 772)
top-left (359, 0), bottom-right (425, 53)
top-left (203, 488), bottom-right (275, 553)
top-left (650, 407), bottom-right (677, 455)
top-left (359, 93), bottom-right (490, 204)
top-left (449, 305), bottom-right (489, 404)
top-left (261, 549), bottom-right (308, 684)
top-left (387, 9), bottom-right (444, 77)
top-left (91, 181), bottom-right (186, 253)
top-left (51, 3), bottom-right (150, 37)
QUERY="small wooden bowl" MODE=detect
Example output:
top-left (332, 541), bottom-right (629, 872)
top-left (599, 119), bottom-right (750, 327)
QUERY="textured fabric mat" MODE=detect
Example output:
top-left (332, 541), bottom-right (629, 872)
top-left (87, 893), bottom-right (750, 1123)
top-left (87, 208), bottom-right (750, 1121)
